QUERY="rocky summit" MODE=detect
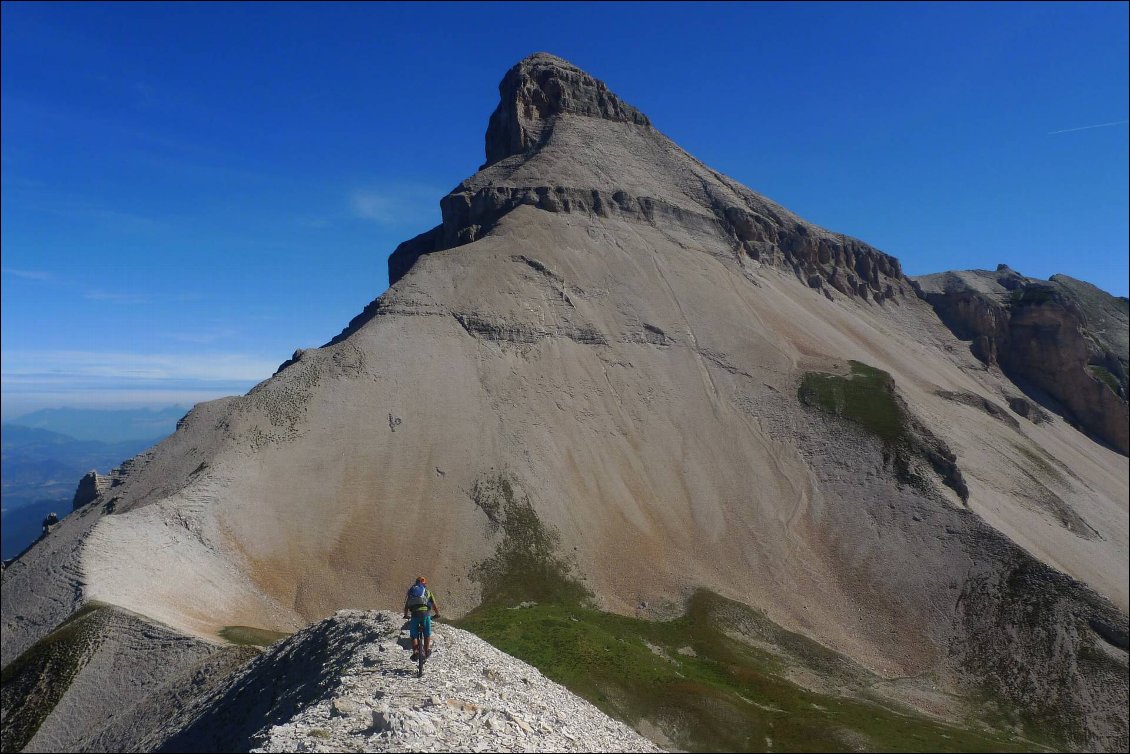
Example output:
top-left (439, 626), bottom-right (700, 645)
top-left (2, 53), bottom-right (1127, 753)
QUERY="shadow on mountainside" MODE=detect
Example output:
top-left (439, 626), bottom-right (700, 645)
top-left (156, 621), bottom-right (374, 752)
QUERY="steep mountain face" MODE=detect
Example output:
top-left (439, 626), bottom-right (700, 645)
top-left (2, 53), bottom-right (1127, 751)
top-left (914, 265), bottom-right (1129, 454)
top-left (387, 55), bottom-right (910, 305)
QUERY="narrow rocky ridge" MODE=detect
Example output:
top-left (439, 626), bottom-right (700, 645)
top-left (158, 610), bottom-right (662, 753)
top-left (0, 603), bottom-right (255, 754)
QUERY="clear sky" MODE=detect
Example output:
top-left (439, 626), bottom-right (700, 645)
top-left (2, 1), bottom-right (1127, 418)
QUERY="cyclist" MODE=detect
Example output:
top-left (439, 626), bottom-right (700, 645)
top-left (403, 576), bottom-right (440, 661)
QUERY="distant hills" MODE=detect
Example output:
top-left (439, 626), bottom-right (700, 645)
top-left (1, 417), bottom-right (172, 559)
top-left (6, 405), bottom-right (187, 443)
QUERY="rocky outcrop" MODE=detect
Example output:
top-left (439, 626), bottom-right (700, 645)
top-left (913, 265), bottom-right (1129, 454)
top-left (68, 453), bottom-right (157, 514)
top-left (384, 226), bottom-right (445, 299)
top-left (71, 471), bottom-right (112, 511)
top-left (483, 53), bottom-right (651, 168)
top-left (731, 214), bottom-right (905, 302)
top-left (935, 390), bottom-right (1020, 429)
top-left (159, 610), bottom-right (661, 753)
top-left (953, 548), bottom-right (1130, 751)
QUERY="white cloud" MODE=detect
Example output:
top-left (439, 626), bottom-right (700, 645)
top-left (0, 349), bottom-right (279, 418)
top-left (1, 350), bottom-right (278, 383)
top-left (2, 267), bottom-right (56, 282)
top-left (0, 389), bottom-right (236, 420)
top-left (82, 290), bottom-right (204, 305)
top-left (164, 327), bottom-right (241, 344)
top-left (351, 192), bottom-right (398, 223)
top-left (84, 290), bottom-right (153, 305)
top-left (350, 183), bottom-right (444, 226)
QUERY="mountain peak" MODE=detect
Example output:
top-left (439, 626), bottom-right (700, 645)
top-left (483, 52), bottom-right (651, 167)
top-left (385, 54), bottom-right (912, 300)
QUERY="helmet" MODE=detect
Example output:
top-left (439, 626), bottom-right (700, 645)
top-left (416, 576), bottom-right (427, 585)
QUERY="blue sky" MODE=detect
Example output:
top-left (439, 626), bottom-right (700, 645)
top-left (2, 2), bottom-right (1127, 418)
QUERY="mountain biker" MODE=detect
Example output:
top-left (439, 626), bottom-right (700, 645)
top-left (403, 576), bottom-right (440, 661)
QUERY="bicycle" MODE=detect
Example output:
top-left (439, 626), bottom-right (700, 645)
top-left (413, 612), bottom-right (438, 678)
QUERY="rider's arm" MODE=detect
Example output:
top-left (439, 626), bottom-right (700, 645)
top-left (429, 594), bottom-right (440, 618)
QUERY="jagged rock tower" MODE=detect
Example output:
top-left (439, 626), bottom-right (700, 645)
top-left (3, 53), bottom-right (1127, 751)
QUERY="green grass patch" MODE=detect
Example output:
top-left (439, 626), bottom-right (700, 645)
top-left (456, 472), bottom-right (1044, 749)
top-left (457, 590), bottom-right (1056, 752)
top-left (218, 625), bottom-right (292, 647)
top-left (798, 361), bottom-right (970, 501)
top-left (468, 473), bottom-right (592, 608)
top-left (799, 360), bottom-right (907, 446)
top-left (0, 603), bottom-right (110, 753)
top-left (1087, 365), bottom-right (1122, 395)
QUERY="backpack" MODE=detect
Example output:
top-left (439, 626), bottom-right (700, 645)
top-left (406, 584), bottom-right (429, 609)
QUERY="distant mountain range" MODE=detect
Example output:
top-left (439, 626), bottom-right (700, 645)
top-left (1, 424), bottom-right (164, 559)
top-left (5, 405), bottom-right (187, 443)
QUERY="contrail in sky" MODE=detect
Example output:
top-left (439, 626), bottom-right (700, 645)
top-left (1048, 119), bottom-right (1129, 135)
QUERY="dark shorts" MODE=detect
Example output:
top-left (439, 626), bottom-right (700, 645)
top-left (409, 612), bottom-right (431, 639)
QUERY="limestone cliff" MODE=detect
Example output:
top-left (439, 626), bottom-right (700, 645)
top-left (388, 53), bottom-right (909, 305)
top-left (913, 265), bottom-right (1129, 454)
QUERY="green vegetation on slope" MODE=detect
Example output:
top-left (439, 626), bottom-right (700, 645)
top-left (218, 625), bottom-right (292, 647)
top-left (0, 603), bottom-right (109, 753)
top-left (455, 472), bottom-right (1056, 752)
top-left (798, 360), bottom-right (908, 446)
top-left (467, 472), bottom-right (593, 607)
top-left (798, 360), bottom-right (969, 501)
top-left (1087, 364), bottom-right (1122, 395)
top-left (457, 593), bottom-right (1057, 753)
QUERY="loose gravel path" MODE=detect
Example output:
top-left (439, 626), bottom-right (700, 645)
top-left (251, 610), bottom-right (663, 753)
